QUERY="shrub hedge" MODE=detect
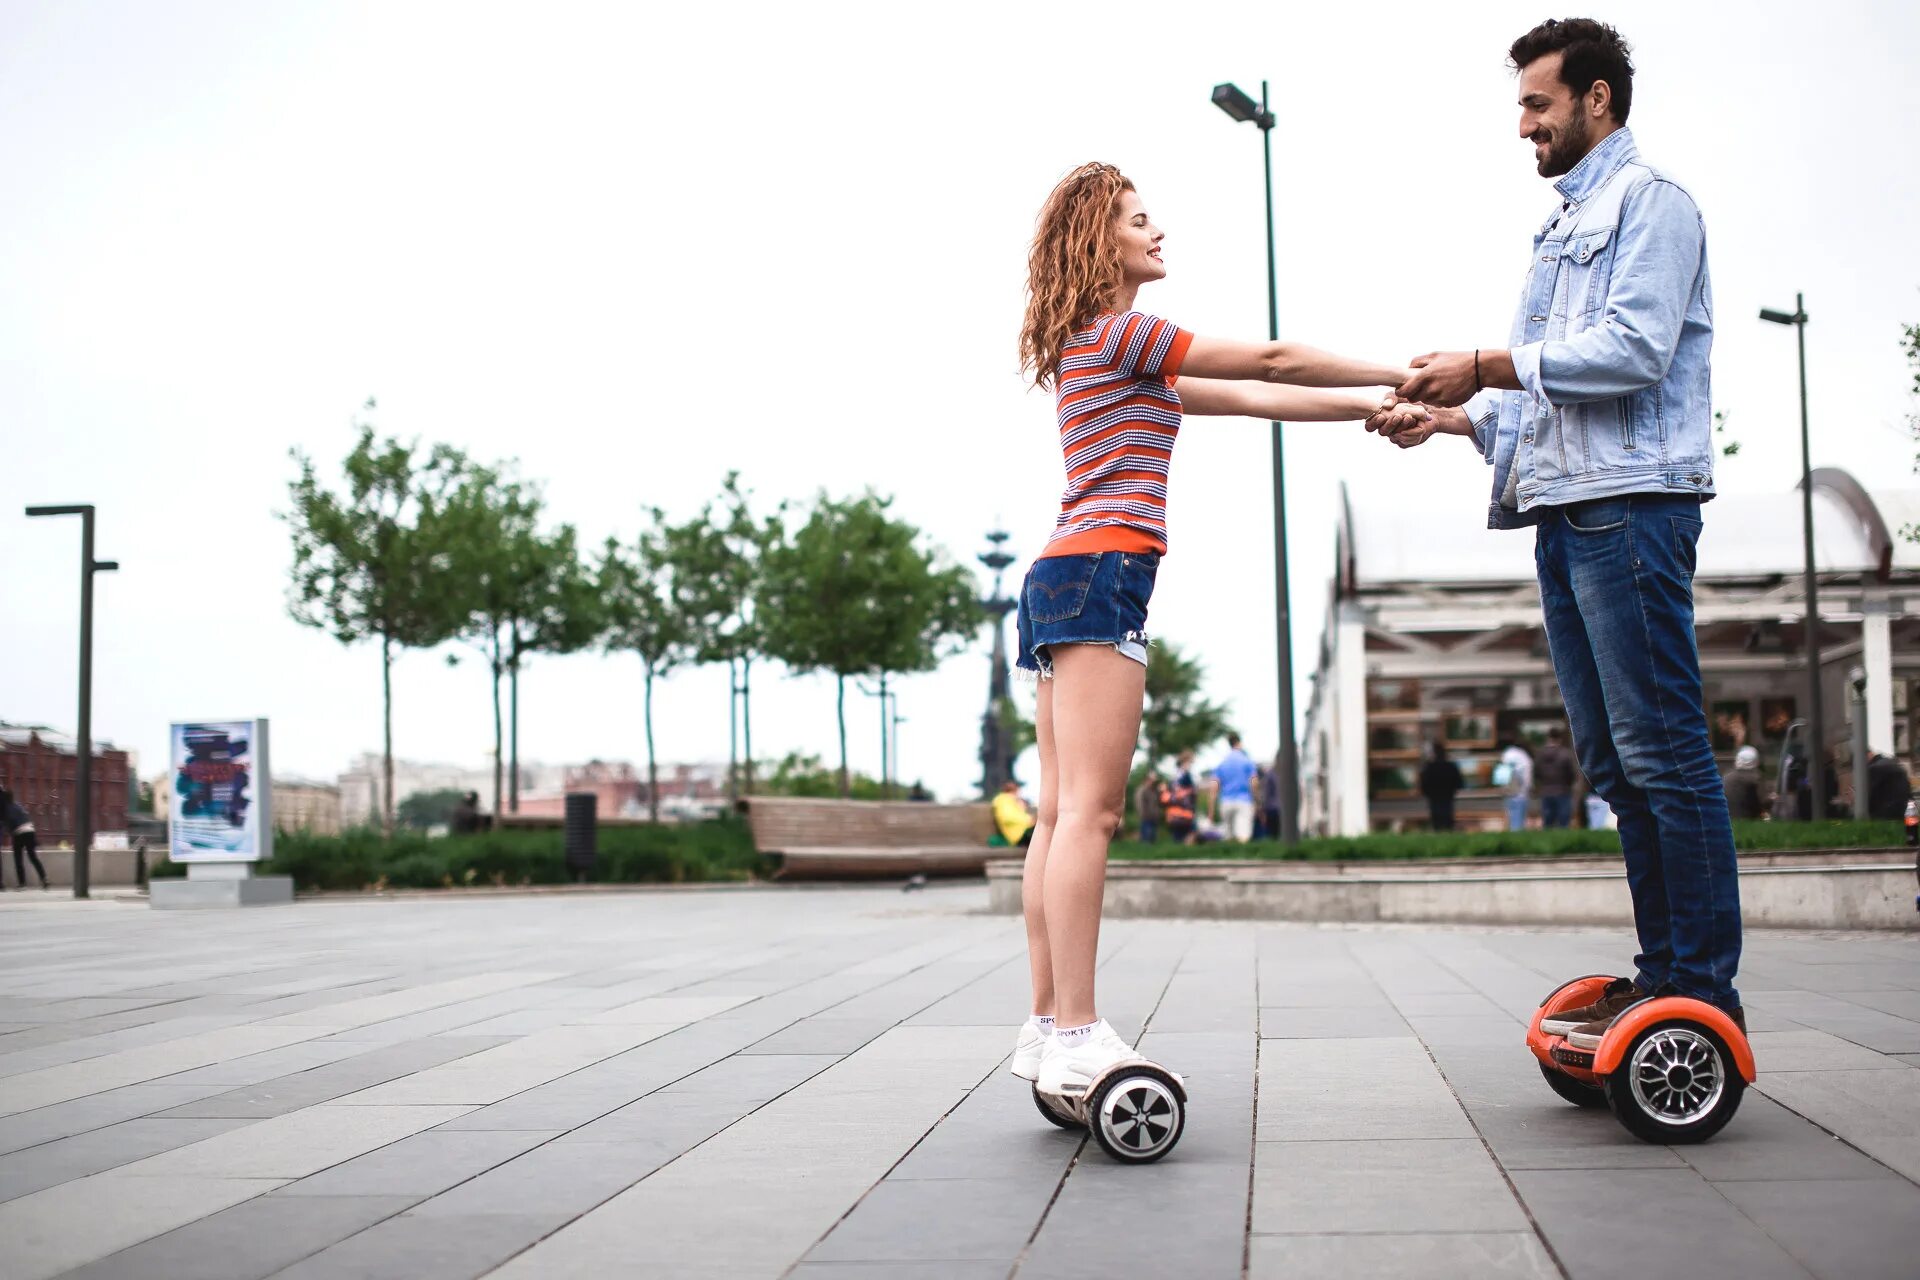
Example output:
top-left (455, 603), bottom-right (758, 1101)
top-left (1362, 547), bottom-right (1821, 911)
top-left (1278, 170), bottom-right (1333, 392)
top-left (149, 819), bottom-right (771, 891)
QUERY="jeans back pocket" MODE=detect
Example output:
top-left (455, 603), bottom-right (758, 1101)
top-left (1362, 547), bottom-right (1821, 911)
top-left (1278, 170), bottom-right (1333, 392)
top-left (1025, 554), bottom-right (1100, 623)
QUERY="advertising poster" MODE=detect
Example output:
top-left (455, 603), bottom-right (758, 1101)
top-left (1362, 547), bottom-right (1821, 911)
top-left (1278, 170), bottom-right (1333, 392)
top-left (168, 719), bottom-right (272, 862)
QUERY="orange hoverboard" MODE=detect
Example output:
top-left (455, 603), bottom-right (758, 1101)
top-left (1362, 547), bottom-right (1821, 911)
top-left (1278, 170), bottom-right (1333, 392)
top-left (1528, 975), bottom-right (1755, 1144)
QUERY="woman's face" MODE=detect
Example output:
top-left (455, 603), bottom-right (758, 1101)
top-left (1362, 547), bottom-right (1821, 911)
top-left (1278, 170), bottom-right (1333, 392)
top-left (1112, 189), bottom-right (1166, 286)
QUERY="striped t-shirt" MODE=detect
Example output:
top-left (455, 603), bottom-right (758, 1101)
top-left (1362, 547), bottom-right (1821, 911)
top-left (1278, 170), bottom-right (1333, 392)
top-left (1042, 311), bottom-right (1194, 557)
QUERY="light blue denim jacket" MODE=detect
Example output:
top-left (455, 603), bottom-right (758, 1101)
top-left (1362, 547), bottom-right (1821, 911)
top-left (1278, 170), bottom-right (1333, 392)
top-left (1464, 127), bottom-right (1715, 529)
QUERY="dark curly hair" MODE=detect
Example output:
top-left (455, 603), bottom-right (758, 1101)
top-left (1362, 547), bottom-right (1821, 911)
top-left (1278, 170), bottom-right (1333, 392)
top-left (1509, 18), bottom-right (1634, 124)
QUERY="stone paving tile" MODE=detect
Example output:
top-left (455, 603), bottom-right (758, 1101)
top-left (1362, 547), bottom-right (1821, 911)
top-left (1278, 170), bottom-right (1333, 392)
top-left (404, 1139), bottom-right (680, 1218)
top-left (741, 1017), bottom-right (898, 1055)
top-left (269, 1211), bottom-right (571, 1280)
top-left (1747, 1029), bottom-right (1914, 1071)
top-left (1253, 1137), bottom-right (1530, 1235)
top-left (157, 1036), bottom-right (512, 1119)
top-left (0, 1116), bottom-right (251, 1202)
top-left (1248, 1232), bottom-right (1559, 1279)
top-left (1757, 1068), bottom-right (1920, 1183)
top-left (1510, 1168), bottom-right (1813, 1279)
top-left (1745, 990), bottom-right (1920, 1054)
top-left (0, 1172), bottom-right (287, 1280)
top-left (0, 1083), bottom-right (228, 1157)
top-left (60, 1193), bottom-right (415, 1280)
top-left (1257, 1037), bottom-right (1475, 1141)
top-left (115, 1104), bottom-right (474, 1179)
top-left (1677, 1092), bottom-right (1903, 1183)
top-left (1715, 1177), bottom-right (1920, 1280)
top-left (276, 1128), bottom-right (558, 1198)
top-left (790, 1264), bottom-right (1012, 1280)
top-left (806, 1177), bottom-right (1049, 1263)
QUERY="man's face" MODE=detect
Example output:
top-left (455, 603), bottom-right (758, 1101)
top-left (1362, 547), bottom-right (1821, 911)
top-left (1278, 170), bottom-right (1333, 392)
top-left (1517, 52), bottom-right (1596, 178)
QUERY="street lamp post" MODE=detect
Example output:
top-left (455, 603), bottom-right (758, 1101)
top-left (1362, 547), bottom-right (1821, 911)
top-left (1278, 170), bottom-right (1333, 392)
top-left (1760, 294), bottom-right (1824, 820)
top-left (23, 504), bottom-right (118, 898)
top-left (1212, 79), bottom-right (1299, 844)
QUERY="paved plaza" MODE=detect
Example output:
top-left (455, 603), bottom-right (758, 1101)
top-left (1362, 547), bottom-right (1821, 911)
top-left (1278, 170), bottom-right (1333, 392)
top-left (0, 885), bottom-right (1916, 1279)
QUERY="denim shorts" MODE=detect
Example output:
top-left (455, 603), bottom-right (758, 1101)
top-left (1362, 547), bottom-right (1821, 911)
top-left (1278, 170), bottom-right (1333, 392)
top-left (1014, 550), bottom-right (1158, 678)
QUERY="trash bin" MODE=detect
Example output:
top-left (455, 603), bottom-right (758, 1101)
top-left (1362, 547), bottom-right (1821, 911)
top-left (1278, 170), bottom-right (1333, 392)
top-left (564, 792), bottom-right (597, 880)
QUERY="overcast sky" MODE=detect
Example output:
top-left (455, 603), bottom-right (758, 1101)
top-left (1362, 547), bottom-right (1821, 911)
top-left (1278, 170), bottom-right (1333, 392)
top-left (4, 0), bottom-right (1918, 803)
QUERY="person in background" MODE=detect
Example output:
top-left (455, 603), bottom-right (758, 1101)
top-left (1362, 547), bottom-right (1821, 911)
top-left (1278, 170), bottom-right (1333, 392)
top-left (1418, 741), bottom-right (1465, 832)
top-left (1498, 739), bottom-right (1534, 832)
top-left (1133, 770), bottom-right (1163, 844)
top-left (1209, 733), bottom-right (1258, 843)
top-left (1165, 751), bottom-right (1199, 845)
top-left (1535, 727), bottom-right (1578, 828)
top-left (1865, 751), bottom-right (1914, 822)
top-left (1722, 745), bottom-right (1765, 821)
top-left (992, 779), bottom-right (1037, 848)
top-left (1, 788), bottom-right (48, 890)
top-left (1259, 755), bottom-right (1283, 841)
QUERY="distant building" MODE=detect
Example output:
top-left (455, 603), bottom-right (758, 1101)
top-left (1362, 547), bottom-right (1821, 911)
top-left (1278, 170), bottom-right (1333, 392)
top-left (335, 754), bottom-right (567, 829)
top-left (1302, 473), bottom-right (1920, 835)
top-left (0, 724), bottom-right (132, 846)
top-left (518, 760), bottom-right (730, 821)
top-left (274, 776), bottom-right (343, 835)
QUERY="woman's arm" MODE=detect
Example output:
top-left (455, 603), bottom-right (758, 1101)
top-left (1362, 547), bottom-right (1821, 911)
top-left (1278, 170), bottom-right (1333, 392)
top-left (1179, 335), bottom-right (1414, 388)
top-left (1180, 380), bottom-right (1382, 420)
top-left (1180, 380), bottom-right (1433, 438)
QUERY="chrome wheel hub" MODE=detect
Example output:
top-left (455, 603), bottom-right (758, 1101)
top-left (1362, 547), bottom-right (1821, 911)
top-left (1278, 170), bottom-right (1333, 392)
top-left (1097, 1076), bottom-right (1180, 1157)
top-left (1628, 1027), bottom-right (1724, 1124)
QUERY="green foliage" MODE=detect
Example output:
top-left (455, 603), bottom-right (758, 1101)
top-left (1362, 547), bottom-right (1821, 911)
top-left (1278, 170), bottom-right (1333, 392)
top-left (1713, 408), bottom-right (1740, 458)
top-left (148, 819), bottom-right (771, 891)
top-left (1108, 819), bottom-right (1907, 862)
top-left (753, 751), bottom-right (892, 800)
top-left (1139, 640), bottom-right (1231, 772)
top-left (283, 405), bottom-right (474, 833)
top-left (759, 491), bottom-right (984, 794)
top-left (396, 787), bottom-right (469, 831)
top-left (1903, 319), bottom-right (1920, 544)
top-left (598, 514), bottom-right (699, 822)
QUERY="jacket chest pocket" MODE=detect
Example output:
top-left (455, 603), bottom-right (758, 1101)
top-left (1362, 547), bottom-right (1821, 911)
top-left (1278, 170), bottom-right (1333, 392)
top-left (1566, 227), bottom-right (1615, 316)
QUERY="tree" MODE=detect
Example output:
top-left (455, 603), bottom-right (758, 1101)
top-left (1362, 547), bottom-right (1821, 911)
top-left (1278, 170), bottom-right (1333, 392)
top-left (284, 405), bottom-right (470, 836)
top-left (655, 474), bottom-right (785, 803)
top-left (1138, 640), bottom-right (1232, 773)
top-left (397, 787), bottom-right (467, 831)
top-left (759, 492), bottom-right (983, 797)
top-left (502, 525), bottom-right (601, 811)
top-left (1903, 319), bottom-right (1920, 544)
top-left (598, 519), bottom-right (696, 823)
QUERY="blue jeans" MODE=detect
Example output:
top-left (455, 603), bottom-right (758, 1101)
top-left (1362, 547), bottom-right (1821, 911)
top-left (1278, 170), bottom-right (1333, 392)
top-left (1536, 494), bottom-right (1741, 1012)
top-left (1505, 795), bottom-right (1529, 831)
top-left (1539, 794), bottom-right (1572, 828)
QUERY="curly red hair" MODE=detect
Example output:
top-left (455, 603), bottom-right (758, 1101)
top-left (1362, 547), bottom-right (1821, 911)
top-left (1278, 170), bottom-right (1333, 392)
top-left (1019, 162), bottom-right (1134, 390)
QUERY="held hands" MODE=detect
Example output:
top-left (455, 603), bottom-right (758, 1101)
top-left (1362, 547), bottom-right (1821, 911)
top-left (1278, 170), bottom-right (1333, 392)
top-left (1363, 398), bottom-right (1433, 442)
top-left (1395, 351), bottom-right (1481, 407)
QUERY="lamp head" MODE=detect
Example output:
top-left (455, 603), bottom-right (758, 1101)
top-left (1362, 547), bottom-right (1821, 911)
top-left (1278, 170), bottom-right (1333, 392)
top-left (1212, 83), bottom-right (1271, 128)
top-left (1759, 307), bottom-right (1805, 326)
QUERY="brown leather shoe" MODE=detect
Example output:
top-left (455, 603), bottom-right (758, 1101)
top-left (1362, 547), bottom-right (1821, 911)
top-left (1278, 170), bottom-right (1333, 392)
top-left (1541, 978), bottom-right (1642, 1037)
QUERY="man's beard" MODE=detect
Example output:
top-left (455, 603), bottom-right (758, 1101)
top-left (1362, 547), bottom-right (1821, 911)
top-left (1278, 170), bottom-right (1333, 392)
top-left (1535, 113), bottom-right (1593, 177)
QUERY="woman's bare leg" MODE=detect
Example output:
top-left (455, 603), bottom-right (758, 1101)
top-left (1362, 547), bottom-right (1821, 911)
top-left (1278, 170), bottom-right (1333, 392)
top-left (1043, 643), bottom-right (1147, 1028)
top-left (1021, 676), bottom-right (1058, 1017)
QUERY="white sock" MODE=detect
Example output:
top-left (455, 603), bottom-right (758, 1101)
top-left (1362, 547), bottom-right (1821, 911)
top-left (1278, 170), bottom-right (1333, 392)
top-left (1054, 1020), bottom-right (1098, 1047)
top-left (1027, 1014), bottom-right (1055, 1035)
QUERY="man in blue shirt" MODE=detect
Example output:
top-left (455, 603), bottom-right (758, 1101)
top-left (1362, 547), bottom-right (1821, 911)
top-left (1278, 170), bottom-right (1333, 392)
top-left (1209, 734), bottom-right (1258, 844)
top-left (1386, 18), bottom-right (1743, 1046)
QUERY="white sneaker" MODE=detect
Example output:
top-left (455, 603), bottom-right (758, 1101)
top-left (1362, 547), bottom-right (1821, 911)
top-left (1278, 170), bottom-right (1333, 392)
top-left (1036, 1019), bottom-right (1137, 1096)
top-left (1010, 1018), bottom-right (1052, 1081)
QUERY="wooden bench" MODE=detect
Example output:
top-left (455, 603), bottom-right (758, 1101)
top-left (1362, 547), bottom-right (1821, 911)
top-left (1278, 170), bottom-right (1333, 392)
top-left (745, 796), bottom-right (997, 878)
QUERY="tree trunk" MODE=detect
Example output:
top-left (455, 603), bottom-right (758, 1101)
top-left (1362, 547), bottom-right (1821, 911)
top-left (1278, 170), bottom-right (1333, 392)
top-left (740, 655), bottom-right (754, 796)
top-left (836, 673), bottom-right (849, 799)
top-left (381, 632), bottom-right (395, 838)
top-left (644, 666), bottom-right (660, 824)
top-left (726, 658), bottom-right (739, 809)
top-left (509, 634), bottom-right (521, 813)
top-left (878, 671), bottom-right (891, 800)
top-left (489, 627), bottom-right (503, 822)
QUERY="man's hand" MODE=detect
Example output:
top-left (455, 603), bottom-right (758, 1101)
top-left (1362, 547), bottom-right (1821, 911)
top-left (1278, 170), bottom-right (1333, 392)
top-left (1396, 352), bottom-right (1478, 407)
top-left (1397, 348), bottom-right (1518, 407)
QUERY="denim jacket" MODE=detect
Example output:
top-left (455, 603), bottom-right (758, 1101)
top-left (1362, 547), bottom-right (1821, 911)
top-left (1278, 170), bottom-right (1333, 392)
top-left (1464, 127), bottom-right (1715, 529)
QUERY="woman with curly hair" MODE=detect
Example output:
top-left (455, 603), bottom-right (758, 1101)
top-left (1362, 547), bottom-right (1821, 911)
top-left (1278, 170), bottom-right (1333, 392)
top-left (1011, 162), bottom-right (1423, 1100)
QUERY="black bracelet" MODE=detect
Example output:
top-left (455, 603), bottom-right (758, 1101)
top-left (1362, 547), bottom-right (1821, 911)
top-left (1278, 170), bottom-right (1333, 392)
top-left (1473, 349), bottom-right (1482, 392)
